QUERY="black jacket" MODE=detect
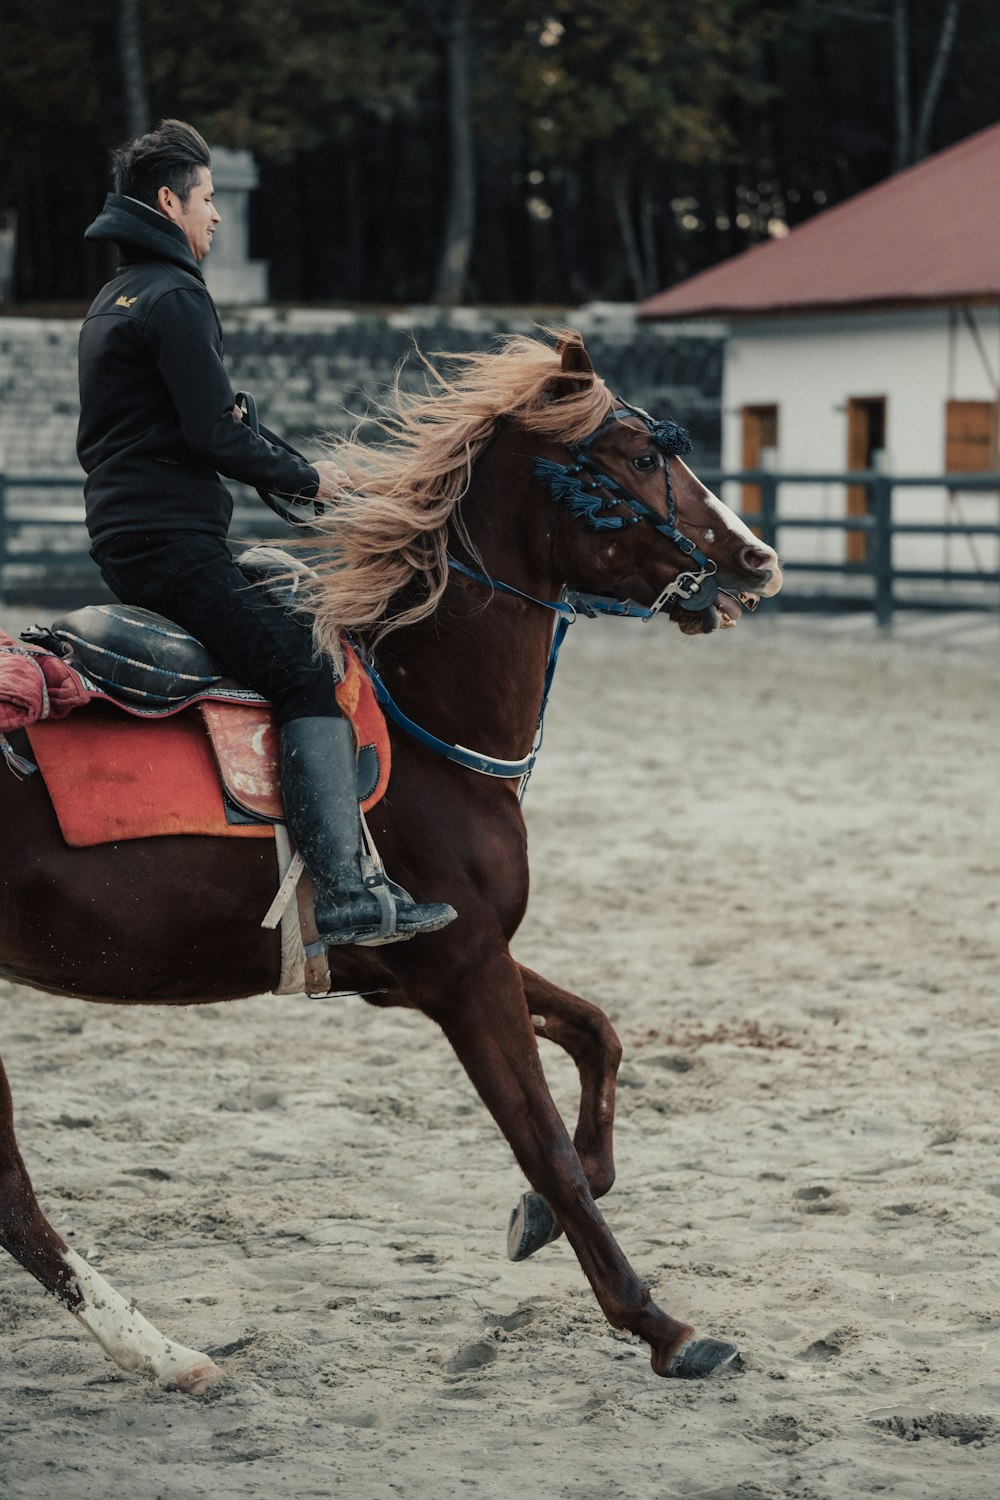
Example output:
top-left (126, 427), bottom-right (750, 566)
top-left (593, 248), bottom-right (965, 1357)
top-left (78, 194), bottom-right (318, 550)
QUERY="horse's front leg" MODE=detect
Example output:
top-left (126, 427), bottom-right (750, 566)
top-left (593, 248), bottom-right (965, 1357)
top-left (429, 951), bottom-right (736, 1378)
top-left (0, 1056), bottom-right (223, 1394)
top-left (507, 965), bottom-right (622, 1260)
top-left (521, 965), bottom-right (621, 1196)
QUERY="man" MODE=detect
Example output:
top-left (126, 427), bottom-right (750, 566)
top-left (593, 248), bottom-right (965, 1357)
top-left (77, 118), bottom-right (454, 947)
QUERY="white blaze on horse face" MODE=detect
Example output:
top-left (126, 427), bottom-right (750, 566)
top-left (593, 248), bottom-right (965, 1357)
top-left (700, 487), bottom-right (783, 598)
top-left (61, 1247), bottom-right (224, 1394)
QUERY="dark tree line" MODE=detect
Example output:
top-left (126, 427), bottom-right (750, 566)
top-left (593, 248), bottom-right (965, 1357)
top-left (0, 0), bottom-right (995, 306)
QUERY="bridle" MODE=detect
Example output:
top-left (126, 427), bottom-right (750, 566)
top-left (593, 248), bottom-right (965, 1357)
top-left (530, 401), bottom-right (720, 616)
top-left (365, 402), bottom-right (723, 797)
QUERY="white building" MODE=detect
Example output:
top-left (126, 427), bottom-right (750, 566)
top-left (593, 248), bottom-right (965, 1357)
top-left (638, 123), bottom-right (1000, 590)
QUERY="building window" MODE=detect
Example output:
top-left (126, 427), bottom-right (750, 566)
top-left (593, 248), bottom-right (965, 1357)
top-left (945, 400), bottom-right (999, 473)
top-left (740, 405), bottom-right (778, 518)
top-left (845, 396), bottom-right (887, 564)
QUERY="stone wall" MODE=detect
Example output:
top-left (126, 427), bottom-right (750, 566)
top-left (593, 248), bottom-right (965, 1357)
top-left (0, 305), bottom-right (724, 476)
top-left (0, 319), bottom-right (81, 473)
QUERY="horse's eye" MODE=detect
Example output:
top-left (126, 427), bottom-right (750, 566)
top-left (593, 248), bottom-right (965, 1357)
top-left (632, 453), bottom-right (659, 471)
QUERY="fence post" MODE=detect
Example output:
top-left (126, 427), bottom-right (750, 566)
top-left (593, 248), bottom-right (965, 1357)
top-left (758, 472), bottom-right (778, 556)
top-left (0, 468), bottom-right (7, 608)
top-left (872, 474), bottom-right (893, 628)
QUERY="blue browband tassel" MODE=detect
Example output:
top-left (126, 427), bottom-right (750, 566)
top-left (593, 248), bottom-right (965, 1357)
top-left (647, 418), bottom-right (693, 457)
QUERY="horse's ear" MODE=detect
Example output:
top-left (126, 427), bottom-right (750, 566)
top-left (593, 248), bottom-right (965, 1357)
top-left (548, 334), bottom-right (595, 400)
top-left (556, 333), bottom-right (593, 373)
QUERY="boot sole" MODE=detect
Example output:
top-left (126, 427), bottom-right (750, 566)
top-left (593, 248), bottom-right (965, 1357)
top-left (321, 907), bottom-right (458, 948)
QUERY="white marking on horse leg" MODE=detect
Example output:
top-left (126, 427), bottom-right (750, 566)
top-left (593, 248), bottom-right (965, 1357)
top-left (61, 1247), bottom-right (224, 1394)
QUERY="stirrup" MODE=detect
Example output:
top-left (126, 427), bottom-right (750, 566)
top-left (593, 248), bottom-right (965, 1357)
top-left (360, 868), bottom-right (400, 940)
top-left (304, 894), bottom-right (456, 954)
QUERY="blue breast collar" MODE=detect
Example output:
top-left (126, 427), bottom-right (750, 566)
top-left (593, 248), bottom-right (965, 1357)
top-left (364, 560), bottom-right (574, 794)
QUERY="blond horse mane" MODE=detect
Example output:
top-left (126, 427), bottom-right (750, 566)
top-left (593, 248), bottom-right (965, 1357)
top-left (301, 331), bottom-right (617, 655)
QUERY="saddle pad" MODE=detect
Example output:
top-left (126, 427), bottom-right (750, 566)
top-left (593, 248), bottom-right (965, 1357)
top-left (196, 640), bottom-right (392, 818)
top-left (23, 641), bottom-right (390, 848)
top-left (197, 650), bottom-right (389, 820)
top-left (26, 705), bottom-right (274, 847)
top-left (200, 701), bottom-right (282, 820)
top-left (335, 639), bottom-right (391, 811)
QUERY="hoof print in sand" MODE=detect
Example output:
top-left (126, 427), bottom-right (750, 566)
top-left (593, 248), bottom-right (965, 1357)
top-left (793, 1185), bottom-right (849, 1215)
top-left (872, 1412), bottom-right (1000, 1447)
top-left (795, 1325), bottom-right (859, 1362)
top-left (444, 1337), bottom-right (499, 1375)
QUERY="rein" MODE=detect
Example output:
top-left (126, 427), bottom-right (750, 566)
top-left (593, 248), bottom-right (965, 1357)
top-left (236, 391), bottom-right (325, 527)
top-left (365, 402), bottom-right (717, 799)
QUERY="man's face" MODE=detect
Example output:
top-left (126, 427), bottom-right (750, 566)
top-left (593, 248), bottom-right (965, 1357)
top-left (158, 167), bottom-right (220, 262)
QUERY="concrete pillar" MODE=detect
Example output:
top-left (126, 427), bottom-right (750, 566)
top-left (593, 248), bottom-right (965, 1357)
top-left (0, 212), bottom-right (16, 304)
top-left (203, 147), bottom-right (269, 306)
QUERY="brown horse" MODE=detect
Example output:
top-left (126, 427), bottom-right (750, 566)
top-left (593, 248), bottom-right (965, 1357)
top-left (0, 333), bottom-right (782, 1393)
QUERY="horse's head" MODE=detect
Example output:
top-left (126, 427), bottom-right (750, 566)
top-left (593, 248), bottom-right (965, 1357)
top-left (533, 338), bottom-right (783, 634)
top-left (303, 328), bottom-right (781, 657)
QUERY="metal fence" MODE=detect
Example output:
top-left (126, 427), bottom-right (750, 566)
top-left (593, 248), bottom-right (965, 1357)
top-left (0, 472), bottom-right (277, 608)
top-left (702, 468), bottom-right (1000, 626)
top-left (2, 467), bottom-right (999, 625)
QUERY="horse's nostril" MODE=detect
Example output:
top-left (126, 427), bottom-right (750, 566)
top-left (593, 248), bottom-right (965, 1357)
top-left (740, 545), bottom-right (773, 574)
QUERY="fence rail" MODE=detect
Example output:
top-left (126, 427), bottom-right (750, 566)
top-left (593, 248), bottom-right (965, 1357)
top-left (702, 468), bottom-right (1000, 627)
top-left (1, 468), bottom-right (999, 625)
top-left (0, 472), bottom-right (277, 608)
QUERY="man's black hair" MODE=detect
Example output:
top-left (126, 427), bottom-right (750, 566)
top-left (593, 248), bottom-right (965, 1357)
top-left (111, 119), bottom-right (212, 209)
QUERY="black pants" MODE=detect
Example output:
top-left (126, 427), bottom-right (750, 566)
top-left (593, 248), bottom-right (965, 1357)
top-left (93, 531), bottom-right (341, 724)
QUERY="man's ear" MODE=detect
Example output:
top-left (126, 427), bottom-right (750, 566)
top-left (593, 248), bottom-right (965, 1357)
top-left (157, 185), bottom-right (179, 222)
top-left (547, 333), bottom-right (595, 399)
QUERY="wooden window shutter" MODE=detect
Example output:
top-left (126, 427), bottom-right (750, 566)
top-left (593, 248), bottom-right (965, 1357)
top-left (945, 400), bottom-right (999, 473)
top-left (741, 405), bottom-right (778, 518)
top-left (845, 397), bottom-right (887, 564)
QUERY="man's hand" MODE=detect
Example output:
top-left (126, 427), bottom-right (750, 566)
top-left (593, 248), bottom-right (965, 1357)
top-left (313, 459), bottom-right (350, 501)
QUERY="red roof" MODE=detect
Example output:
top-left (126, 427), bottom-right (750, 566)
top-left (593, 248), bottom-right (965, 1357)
top-left (637, 121), bottom-right (1000, 320)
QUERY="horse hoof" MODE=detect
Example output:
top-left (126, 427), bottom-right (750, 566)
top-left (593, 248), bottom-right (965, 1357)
top-left (168, 1357), bottom-right (226, 1396)
top-left (507, 1192), bottom-right (564, 1261)
top-left (666, 1336), bottom-right (741, 1380)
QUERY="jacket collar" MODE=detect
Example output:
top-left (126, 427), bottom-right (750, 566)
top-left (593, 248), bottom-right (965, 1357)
top-left (84, 193), bottom-right (205, 282)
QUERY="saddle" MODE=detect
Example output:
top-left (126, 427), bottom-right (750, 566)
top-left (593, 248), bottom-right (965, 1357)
top-left (2, 576), bottom-right (389, 848)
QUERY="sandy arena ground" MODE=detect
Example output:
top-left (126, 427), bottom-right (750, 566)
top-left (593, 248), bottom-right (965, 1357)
top-left (1, 604), bottom-right (999, 1500)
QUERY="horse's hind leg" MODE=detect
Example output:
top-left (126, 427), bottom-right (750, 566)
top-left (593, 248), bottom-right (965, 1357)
top-left (431, 953), bottom-right (735, 1377)
top-left (508, 966), bottom-right (622, 1260)
top-left (0, 1054), bottom-right (223, 1394)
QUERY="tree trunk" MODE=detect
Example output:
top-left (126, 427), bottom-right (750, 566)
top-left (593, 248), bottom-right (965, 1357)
top-left (610, 175), bottom-right (645, 301)
top-left (118, 0), bottom-right (151, 140)
top-left (894, 0), bottom-right (963, 171)
top-left (892, 0), bottom-right (912, 171)
top-left (432, 0), bottom-right (475, 306)
top-left (913, 0), bottom-right (962, 162)
top-left (638, 182), bottom-right (658, 300)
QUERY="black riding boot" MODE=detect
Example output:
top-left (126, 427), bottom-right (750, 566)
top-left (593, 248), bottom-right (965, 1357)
top-left (279, 716), bottom-right (457, 945)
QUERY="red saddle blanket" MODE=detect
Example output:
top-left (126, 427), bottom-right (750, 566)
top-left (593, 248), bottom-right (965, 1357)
top-left (19, 640), bottom-right (389, 849)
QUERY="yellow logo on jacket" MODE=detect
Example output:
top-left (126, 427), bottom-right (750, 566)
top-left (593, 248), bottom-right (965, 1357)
top-left (115, 295), bottom-right (138, 308)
